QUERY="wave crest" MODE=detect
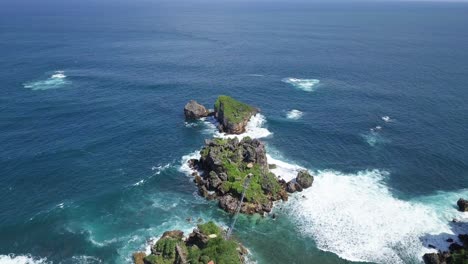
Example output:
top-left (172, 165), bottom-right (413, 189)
top-left (285, 169), bottom-right (453, 264)
top-left (23, 71), bottom-right (70, 91)
top-left (282, 77), bottom-right (320, 92)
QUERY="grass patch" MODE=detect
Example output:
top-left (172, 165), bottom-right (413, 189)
top-left (214, 95), bottom-right (256, 124)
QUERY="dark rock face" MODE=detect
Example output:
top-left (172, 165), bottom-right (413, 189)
top-left (296, 170), bottom-right (314, 188)
top-left (422, 253), bottom-right (440, 264)
top-left (161, 230), bottom-right (184, 240)
top-left (184, 100), bottom-right (209, 119)
top-left (219, 195), bottom-right (239, 214)
top-left (457, 198), bottom-right (468, 212)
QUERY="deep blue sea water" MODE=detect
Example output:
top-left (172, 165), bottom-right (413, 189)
top-left (1, 1), bottom-right (468, 263)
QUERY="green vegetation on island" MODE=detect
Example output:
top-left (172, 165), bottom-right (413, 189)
top-left (133, 222), bottom-right (246, 264)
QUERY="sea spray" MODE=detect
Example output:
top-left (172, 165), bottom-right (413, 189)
top-left (23, 71), bottom-right (70, 91)
top-left (286, 109), bottom-right (304, 120)
top-left (284, 169), bottom-right (455, 264)
top-left (282, 78), bottom-right (320, 92)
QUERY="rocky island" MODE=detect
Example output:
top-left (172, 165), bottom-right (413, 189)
top-left (185, 96), bottom-right (314, 215)
top-left (184, 95), bottom-right (258, 134)
top-left (133, 221), bottom-right (247, 264)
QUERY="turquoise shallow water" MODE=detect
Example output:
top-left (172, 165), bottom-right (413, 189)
top-left (1, 1), bottom-right (468, 263)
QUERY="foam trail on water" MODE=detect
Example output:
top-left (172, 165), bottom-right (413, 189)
top-left (0, 255), bottom-right (48, 264)
top-left (282, 77), bottom-right (320, 92)
top-left (362, 129), bottom-right (388, 147)
top-left (284, 169), bottom-right (460, 264)
top-left (23, 71), bottom-right (70, 91)
top-left (286, 109), bottom-right (304, 120)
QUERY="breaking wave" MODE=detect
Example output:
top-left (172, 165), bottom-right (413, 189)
top-left (284, 169), bottom-right (465, 264)
top-left (286, 109), bottom-right (304, 120)
top-left (282, 77), bottom-right (320, 92)
top-left (0, 255), bottom-right (48, 264)
top-left (23, 71), bottom-right (70, 91)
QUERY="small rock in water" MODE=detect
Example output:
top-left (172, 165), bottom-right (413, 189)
top-left (457, 198), bottom-right (468, 212)
top-left (447, 238), bottom-right (454, 243)
top-left (184, 100), bottom-right (209, 119)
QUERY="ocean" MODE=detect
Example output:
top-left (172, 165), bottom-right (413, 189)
top-left (1, 1), bottom-right (468, 263)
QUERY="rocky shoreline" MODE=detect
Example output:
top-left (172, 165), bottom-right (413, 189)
top-left (423, 199), bottom-right (468, 264)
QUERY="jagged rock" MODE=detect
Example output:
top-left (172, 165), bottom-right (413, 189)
top-left (219, 195), bottom-right (239, 214)
top-left (208, 171), bottom-right (222, 189)
top-left (296, 170), bottom-right (314, 188)
top-left (286, 181), bottom-right (298, 193)
top-left (422, 253), bottom-right (440, 264)
top-left (457, 198), bottom-right (468, 212)
top-left (184, 100), bottom-right (209, 119)
top-left (449, 242), bottom-right (464, 251)
top-left (459, 234), bottom-right (468, 244)
top-left (186, 229), bottom-right (209, 249)
top-left (133, 252), bottom-right (146, 264)
top-left (214, 95), bottom-right (259, 134)
top-left (161, 230), bottom-right (184, 240)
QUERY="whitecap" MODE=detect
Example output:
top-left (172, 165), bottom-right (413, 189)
top-left (151, 163), bottom-right (171, 175)
top-left (282, 77), bottom-right (320, 92)
top-left (23, 71), bottom-right (70, 91)
top-left (286, 109), bottom-right (303, 120)
top-left (0, 254), bottom-right (48, 264)
top-left (382, 116), bottom-right (393, 123)
top-left (285, 169), bottom-right (454, 264)
top-left (266, 154), bottom-right (305, 182)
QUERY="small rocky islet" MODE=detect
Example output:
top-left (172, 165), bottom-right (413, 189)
top-left (133, 221), bottom-right (247, 264)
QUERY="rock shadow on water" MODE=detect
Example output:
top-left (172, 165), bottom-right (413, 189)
top-left (420, 216), bottom-right (468, 263)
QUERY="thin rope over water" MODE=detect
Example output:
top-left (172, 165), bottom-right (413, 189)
top-left (226, 173), bottom-right (252, 239)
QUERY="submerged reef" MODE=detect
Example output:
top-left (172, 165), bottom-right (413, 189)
top-left (133, 222), bottom-right (247, 264)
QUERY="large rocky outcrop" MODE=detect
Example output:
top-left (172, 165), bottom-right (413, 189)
top-left (214, 95), bottom-right (259, 134)
top-left (184, 100), bottom-right (210, 119)
top-left (133, 222), bottom-right (246, 264)
top-left (189, 137), bottom-right (313, 215)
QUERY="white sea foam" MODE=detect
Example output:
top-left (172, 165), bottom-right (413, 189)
top-left (382, 116), bottom-right (393, 123)
top-left (284, 169), bottom-right (461, 264)
top-left (133, 164), bottom-right (172, 186)
top-left (212, 114), bottom-right (272, 140)
top-left (179, 150), bottom-right (202, 177)
top-left (282, 77), bottom-right (320, 92)
top-left (0, 255), bottom-right (48, 264)
top-left (23, 71), bottom-right (70, 91)
top-left (286, 109), bottom-right (304, 120)
top-left (266, 154), bottom-right (305, 182)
